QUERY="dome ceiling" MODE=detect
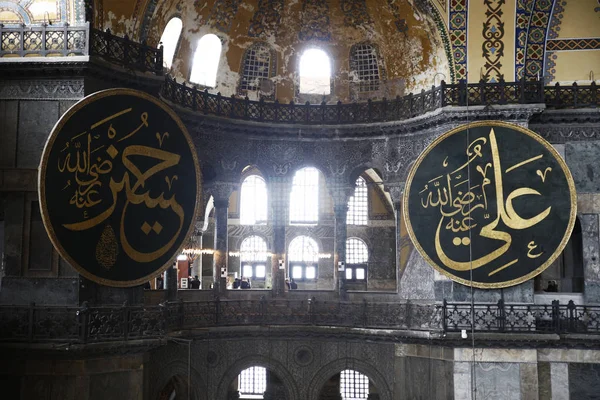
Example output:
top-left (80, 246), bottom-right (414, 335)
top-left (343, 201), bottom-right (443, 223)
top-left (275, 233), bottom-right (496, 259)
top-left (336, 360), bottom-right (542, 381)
top-left (93, 0), bottom-right (600, 99)
top-left (100, 0), bottom-right (450, 102)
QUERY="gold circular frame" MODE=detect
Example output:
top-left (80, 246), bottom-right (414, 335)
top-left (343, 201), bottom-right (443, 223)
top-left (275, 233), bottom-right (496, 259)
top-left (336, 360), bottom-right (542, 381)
top-left (38, 88), bottom-right (201, 288)
top-left (402, 120), bottom-right (577, 289)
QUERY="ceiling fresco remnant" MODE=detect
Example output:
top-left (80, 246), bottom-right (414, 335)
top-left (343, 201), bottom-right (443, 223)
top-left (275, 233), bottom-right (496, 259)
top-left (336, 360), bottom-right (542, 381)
top-left (247, 0), bottom-right (284, 38)
top-left (208, 0), bottom-right (241, 33)
top-left (298, 0), bottom-right (331, 42)
top-left (340, 0), bottom-right (372, 28)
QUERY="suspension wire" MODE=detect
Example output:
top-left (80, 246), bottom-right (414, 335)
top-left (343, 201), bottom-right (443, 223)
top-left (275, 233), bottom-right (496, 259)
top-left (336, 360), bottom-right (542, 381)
top-left (465, 70), bottom-right (477, 400)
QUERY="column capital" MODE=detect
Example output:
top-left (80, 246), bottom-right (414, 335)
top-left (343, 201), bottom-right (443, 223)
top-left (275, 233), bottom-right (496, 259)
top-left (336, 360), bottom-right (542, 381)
top-left (386, 181), bottom-right (405, 209)
top-left (207, 181), bottom-right (237, 204)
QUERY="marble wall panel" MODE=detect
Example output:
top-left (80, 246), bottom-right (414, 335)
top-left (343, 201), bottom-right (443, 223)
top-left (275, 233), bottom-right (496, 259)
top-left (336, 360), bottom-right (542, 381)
top-left (0, 101), bottom-right (18, 168)
top-left (565, 141), bottom-right (600, 193)
top-left (581, 214), bottom-right (600, 303)
top-left (16, 101), bottom-right (59, 169)
top-left (550, 363), bottom-right (569, 400)
top-left (474, 362), bottom-right (521, 399)
top-left (569, 363), bottom-right (600, 400)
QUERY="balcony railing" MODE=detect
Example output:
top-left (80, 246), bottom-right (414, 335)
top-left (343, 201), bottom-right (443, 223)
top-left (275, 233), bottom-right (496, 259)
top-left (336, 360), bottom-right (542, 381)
top-left (162, 76), bottom-right (599, 125)
top-left (442, 299), bottom-right (600, 334)
top-left (0, 298), bottom-right (439, 344)
top-left (1, 23), bottom-right (598, 125)
top-left (89, 28), bottom-right (163, 74)
top-left (0, 23), bottom-right (88, 57)
top-left (1, 298), bottom-right (599, 344)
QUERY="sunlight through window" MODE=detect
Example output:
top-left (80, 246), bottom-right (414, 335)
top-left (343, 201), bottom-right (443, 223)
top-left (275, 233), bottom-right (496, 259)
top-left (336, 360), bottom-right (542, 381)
top-left (299, 48), bottom-right (331, 95)
top-left (190, 34), bottom-right (221, 87)
top-left (159, 17), bottom-right (182, 69)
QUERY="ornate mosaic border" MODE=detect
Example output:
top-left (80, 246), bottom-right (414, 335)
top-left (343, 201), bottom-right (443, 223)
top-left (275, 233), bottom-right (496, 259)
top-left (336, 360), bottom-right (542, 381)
top-left (449, 0), bottom-right (468, 81)
top-left (515, 0), bottom-right (534, 80)
top-left (523, 0), bottom-right (555, 81)
top-left (481, 0), bottom-right (505, 82)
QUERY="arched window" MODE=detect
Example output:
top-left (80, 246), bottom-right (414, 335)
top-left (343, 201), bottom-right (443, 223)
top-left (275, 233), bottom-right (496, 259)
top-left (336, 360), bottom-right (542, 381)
top-left (240, 175), bottom-right (268, 225)
top-left (159, 17), bottom-right (182, 69)
top-left (299, 48), bottom-right (331, 95)
top-left (347, 176), bottom-right (368, 225)
top-left (288, 236), bottom-right (319, 281)
top-left (190, 34), bottom-right (221, 87)
top-left (240, 235), bottom-right (268, 280)
top-left (238, 366), bottom-right (267, 398)
top-left (340, 370), bottom-right (369, 399)
top-left (346, 238), bottom-right (368, 281)
top-left (240, 43), bottom-right (275, 94)
top-left (289, 167), bottom-right (319, 225)
top-left (350, 43), bottom-right (381, 92)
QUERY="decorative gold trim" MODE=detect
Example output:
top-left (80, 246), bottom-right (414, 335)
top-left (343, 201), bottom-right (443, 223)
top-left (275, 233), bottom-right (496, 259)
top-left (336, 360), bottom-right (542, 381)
top-left (38, 88), bottom-right (201, 288)
top-left (402, 120), bottom-right (577, 289)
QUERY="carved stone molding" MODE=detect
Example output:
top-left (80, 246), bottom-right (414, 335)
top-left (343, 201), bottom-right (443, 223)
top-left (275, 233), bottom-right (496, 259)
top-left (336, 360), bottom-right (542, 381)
top-left (0, 79), bottom-right (84, 100)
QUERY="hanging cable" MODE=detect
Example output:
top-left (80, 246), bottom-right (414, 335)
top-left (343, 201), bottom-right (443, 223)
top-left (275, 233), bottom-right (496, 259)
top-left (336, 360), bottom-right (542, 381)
top-left (464, 69), bottom-right (477, 400)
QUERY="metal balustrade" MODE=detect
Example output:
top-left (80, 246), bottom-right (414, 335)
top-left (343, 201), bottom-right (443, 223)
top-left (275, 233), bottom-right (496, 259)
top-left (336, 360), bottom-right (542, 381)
top-left (0, 23), bottom-right (88, 57)
top-left (1, 298), bottom-right (599, 344)
top-left (441, 299), bottom-right (600, 334)
top-left (1, 23), bottom-right (598, 124)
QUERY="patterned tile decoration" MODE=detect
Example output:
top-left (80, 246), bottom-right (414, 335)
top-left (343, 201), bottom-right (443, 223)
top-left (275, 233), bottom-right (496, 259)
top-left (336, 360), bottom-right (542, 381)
top-left (546, 38), bottom-right (600, 51)
top-left (298, 0), bottom-right (331, 41)
top-left (340, 0), bottom-right (372, 28)
top-left (208, 0), bottom-right (242, 33)
top-left (482, 0), bottom-right (506, 82)
top-left (248, 0), bottom-right (285, 38)
top-left (523, 0), bottom-right (555, 81)
top-left (515, 0), bottom-right (535, 80)
top-left (544, 0), bottom-right (565, 82)
top-left (387, 0), bottom-right (409, 36)
top-left (449, 0), bottom-right (468, 81)
top-left (429, 2), bottom-right (457, 83)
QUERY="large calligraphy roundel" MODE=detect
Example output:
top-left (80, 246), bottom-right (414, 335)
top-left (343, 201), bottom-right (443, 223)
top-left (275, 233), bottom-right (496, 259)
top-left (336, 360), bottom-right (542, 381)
top-left (39, 88), bottom-right (201, 287)
top-left (403, 121), bottom-right (576, 289)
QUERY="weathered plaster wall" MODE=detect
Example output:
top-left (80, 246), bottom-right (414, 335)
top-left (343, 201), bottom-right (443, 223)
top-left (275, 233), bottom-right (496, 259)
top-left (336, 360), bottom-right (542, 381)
top-left (103, 0), bottom-right (450, 102)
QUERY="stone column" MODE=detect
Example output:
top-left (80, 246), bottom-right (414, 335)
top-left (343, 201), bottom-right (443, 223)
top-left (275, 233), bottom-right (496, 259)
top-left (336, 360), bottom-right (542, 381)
top-left (388, 184), bottom-right (404, 294)
top-left (166, 264), bottom-right (177, 301)
top-left (582, 214), bottom-right (600, 303)
top-left (209, 183), bottom-right (235, 297)
top-left (334, 203), bottom-right (348, 299)
top-left (268, 176), bottom-right (291, 297)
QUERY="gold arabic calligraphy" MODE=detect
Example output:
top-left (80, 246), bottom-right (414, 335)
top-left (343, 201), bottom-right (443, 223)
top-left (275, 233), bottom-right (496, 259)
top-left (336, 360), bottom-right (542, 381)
top-left (57, 107), bottom-right (184, 266)
top-left (419, 128), bottom-right (552, 276)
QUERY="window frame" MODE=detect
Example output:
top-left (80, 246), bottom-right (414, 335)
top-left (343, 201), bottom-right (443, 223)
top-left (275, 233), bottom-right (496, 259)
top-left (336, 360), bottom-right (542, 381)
top-left (238, 42), bottom-right (277, 99)
top-left (158, 16), bottom-right (183, 70)
top-left (297, 47), bottom-right (334, 99)
top-left (347, 176), bottom-right (368, 226)
top-left (340, 369), bottom-right (370, 400)
top-left (289, 167), bottom-right (320, 225)
top-left (240, 174), bottom-right (268, 226)
top-left (238, 366), bottom-right (267, 399)
top-left (189, 33), bottom-right (222, 88)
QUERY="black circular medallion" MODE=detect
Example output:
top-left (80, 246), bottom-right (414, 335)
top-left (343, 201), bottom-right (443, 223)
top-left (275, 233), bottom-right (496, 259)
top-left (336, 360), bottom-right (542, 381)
top-left (403, 121), bottom-right (576, 289)
top-left (39, 88), bottom-right (201, 287)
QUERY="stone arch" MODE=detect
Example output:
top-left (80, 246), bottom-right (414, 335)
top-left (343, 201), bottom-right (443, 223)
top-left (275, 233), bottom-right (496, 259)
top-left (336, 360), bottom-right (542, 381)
top-left (152, 360), bottom-right (207, 400)
top-left (215, 355), bottom-right (299, 400)
top-left (307, 358), bottom-right (392, 400)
